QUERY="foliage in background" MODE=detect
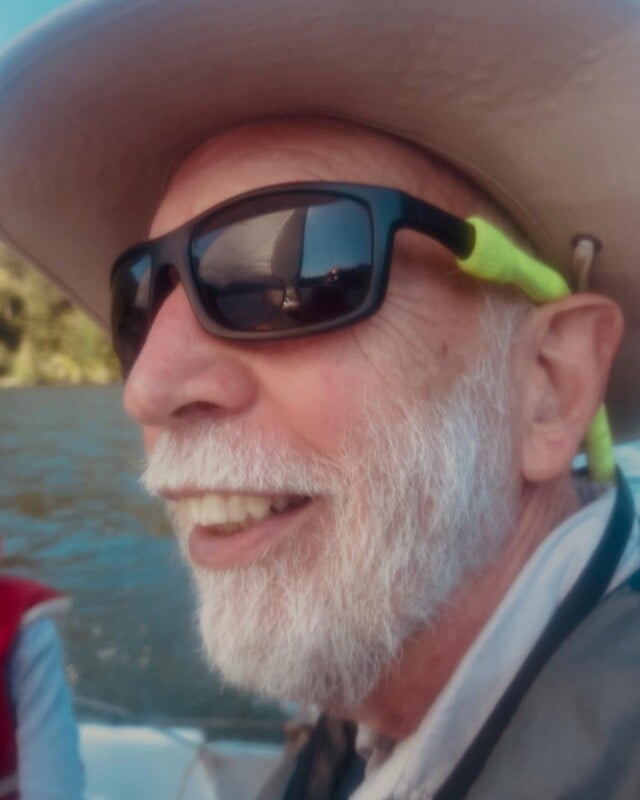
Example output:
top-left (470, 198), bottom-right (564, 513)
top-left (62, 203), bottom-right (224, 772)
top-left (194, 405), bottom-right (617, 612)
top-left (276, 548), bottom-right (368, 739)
top-left (0, 244), bottom-right (120, 386)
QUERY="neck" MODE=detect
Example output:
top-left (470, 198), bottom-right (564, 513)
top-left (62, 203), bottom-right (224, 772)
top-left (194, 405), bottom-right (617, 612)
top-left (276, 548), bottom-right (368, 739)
top-left (345, 473), bottom-right (580, 740)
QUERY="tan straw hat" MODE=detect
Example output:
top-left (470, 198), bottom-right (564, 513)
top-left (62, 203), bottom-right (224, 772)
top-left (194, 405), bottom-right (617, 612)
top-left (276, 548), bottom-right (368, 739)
top-left (0, 0), bottom-right (638, 437)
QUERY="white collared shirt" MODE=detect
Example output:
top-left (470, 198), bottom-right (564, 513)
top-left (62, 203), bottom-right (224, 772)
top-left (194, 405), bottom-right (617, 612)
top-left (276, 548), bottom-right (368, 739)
top-left (352, 485), bottom-right (640, 800)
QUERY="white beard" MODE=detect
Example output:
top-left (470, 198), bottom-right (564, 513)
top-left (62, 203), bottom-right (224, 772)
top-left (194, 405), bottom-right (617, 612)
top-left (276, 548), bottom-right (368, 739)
top-left (142, 323), bottom-right (518, 711)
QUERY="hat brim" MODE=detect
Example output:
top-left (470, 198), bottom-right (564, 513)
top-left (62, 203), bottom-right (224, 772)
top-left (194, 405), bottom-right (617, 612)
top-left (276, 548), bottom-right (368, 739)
top-left (0, 0), bottom-right (639, 437)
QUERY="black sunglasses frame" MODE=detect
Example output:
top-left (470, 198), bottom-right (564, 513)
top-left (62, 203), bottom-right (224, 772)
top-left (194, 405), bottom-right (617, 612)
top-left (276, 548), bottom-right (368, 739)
top-left (110, 182), bottom-right (476, 374)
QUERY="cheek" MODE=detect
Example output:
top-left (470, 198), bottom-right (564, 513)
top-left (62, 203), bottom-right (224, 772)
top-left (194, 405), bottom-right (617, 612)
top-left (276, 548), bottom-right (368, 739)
top-left (258, 335), bottom-right (382, 457)
top-left (256, 286), bottom-right (484, 461)
top-left (357, 262), bottom-right (486, 396)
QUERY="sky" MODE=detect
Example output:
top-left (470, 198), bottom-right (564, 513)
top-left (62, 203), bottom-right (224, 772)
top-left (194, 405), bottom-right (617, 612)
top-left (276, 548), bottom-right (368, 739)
top-left (0, 0), bottom-right (73, 50)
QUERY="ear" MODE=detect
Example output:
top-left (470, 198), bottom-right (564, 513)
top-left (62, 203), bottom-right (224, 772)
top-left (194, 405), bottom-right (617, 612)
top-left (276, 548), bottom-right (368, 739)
top-left (518, 293), bottom-right (624, 483)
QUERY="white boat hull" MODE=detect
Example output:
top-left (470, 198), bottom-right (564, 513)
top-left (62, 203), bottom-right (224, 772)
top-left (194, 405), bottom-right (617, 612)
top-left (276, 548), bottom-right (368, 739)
top-left (80, 723), bottom-right (285, 800)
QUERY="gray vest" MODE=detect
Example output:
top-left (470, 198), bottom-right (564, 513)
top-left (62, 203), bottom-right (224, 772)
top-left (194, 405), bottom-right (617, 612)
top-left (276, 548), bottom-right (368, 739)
top-left (434, 471), bottom-right (639, 800)
top-left (465, 573), bottom-right (640, 800)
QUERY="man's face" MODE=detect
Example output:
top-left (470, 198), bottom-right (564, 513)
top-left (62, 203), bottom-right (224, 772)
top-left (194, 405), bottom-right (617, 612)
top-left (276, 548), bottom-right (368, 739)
top-left (124, 120), bottom-right (519, 710)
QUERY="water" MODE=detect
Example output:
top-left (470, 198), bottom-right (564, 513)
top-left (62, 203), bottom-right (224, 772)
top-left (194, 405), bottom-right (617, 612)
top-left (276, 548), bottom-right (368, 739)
top-left (1, 386), bottom-right (639, 738)
top-left (0, 386), bottom-right (286, 740)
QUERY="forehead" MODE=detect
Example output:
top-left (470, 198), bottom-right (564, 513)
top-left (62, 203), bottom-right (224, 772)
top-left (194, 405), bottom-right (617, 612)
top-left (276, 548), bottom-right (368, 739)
top-left (150, 119), bottom-right (475, 238)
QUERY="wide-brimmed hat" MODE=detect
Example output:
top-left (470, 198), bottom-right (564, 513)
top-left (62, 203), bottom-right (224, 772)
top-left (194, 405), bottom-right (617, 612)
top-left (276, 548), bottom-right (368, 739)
top-left (0, 0), bottom-right (638, 438)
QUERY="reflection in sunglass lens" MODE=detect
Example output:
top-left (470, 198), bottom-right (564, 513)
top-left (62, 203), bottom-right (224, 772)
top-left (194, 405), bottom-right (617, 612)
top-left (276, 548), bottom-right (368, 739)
top-left (215, 278), bottom-right (286, 329)
top-left (111, 251), bottom-right (153, 375)
top-left (191, 193), bottom-right (373, 332)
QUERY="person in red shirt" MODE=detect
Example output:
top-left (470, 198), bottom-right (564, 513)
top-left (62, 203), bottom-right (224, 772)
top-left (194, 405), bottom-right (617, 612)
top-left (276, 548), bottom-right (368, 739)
top-left (0, 541), bottom-right (84, 800)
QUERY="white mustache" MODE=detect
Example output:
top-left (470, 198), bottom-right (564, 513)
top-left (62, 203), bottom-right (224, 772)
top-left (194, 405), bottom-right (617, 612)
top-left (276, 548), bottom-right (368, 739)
top-left (141, 419), bottom-right (343, 497)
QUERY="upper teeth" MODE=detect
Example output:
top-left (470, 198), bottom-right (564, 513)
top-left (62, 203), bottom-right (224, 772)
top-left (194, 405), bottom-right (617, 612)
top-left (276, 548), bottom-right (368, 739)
top-left (172, 492), bottom-right (302, 528)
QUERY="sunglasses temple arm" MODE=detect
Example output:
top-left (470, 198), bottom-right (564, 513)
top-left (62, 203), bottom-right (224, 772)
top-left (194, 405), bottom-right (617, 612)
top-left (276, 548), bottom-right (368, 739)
top-left (402, 197), bottom-right (476, 259)
top-left (457, 216), bottom-right (615, 482)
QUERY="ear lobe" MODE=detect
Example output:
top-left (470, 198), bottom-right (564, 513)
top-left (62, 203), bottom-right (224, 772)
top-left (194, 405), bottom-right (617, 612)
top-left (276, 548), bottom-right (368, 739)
top-left (520, 293), bottom-right (624, 483)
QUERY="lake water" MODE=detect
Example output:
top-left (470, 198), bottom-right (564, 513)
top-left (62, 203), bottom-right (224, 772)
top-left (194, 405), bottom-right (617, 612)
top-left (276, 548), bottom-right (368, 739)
top-left (1, 386), bottom-right (639, 739)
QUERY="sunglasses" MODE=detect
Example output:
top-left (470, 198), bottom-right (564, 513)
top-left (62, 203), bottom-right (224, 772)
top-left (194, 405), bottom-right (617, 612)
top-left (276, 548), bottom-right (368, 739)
top-left (110, 182), bottom-right (476, 376)
top-left (110, 183), bottom-right (616, 482)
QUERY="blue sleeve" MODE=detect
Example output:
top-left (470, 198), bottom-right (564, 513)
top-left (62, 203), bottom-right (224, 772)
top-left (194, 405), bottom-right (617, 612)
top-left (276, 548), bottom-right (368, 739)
top-left (8, 616), bottom-right (85, 800)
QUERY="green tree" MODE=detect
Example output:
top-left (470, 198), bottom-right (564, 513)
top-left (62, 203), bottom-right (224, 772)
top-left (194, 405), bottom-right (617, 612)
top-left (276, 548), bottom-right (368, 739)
top-left (0, 244), bottom-right (119, 386)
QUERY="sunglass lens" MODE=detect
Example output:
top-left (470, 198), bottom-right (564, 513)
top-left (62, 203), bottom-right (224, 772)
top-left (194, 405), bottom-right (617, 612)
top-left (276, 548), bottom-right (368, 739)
top-left (191, 193), bottom-right (373, 333)
top-left (111, 251), bottom-right (153, 375)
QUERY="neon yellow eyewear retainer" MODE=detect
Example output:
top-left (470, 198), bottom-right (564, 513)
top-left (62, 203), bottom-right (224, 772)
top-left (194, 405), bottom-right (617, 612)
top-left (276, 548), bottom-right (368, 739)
top-left (457, 217), bottom-right (614, 482)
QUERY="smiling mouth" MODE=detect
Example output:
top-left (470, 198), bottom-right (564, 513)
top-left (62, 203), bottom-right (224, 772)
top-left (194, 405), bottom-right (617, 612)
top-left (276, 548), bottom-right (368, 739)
top-left (169, 492), bottom-right (311, 535)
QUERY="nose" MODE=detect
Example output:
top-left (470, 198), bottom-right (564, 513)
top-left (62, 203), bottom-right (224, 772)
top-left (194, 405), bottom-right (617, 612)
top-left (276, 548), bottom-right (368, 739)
top-left (123, 284), bottom-right (259, 428)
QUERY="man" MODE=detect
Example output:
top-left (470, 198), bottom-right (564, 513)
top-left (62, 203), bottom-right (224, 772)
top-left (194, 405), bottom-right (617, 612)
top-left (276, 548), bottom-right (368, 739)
top-left (0, 1), bottom-right (639, 798)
